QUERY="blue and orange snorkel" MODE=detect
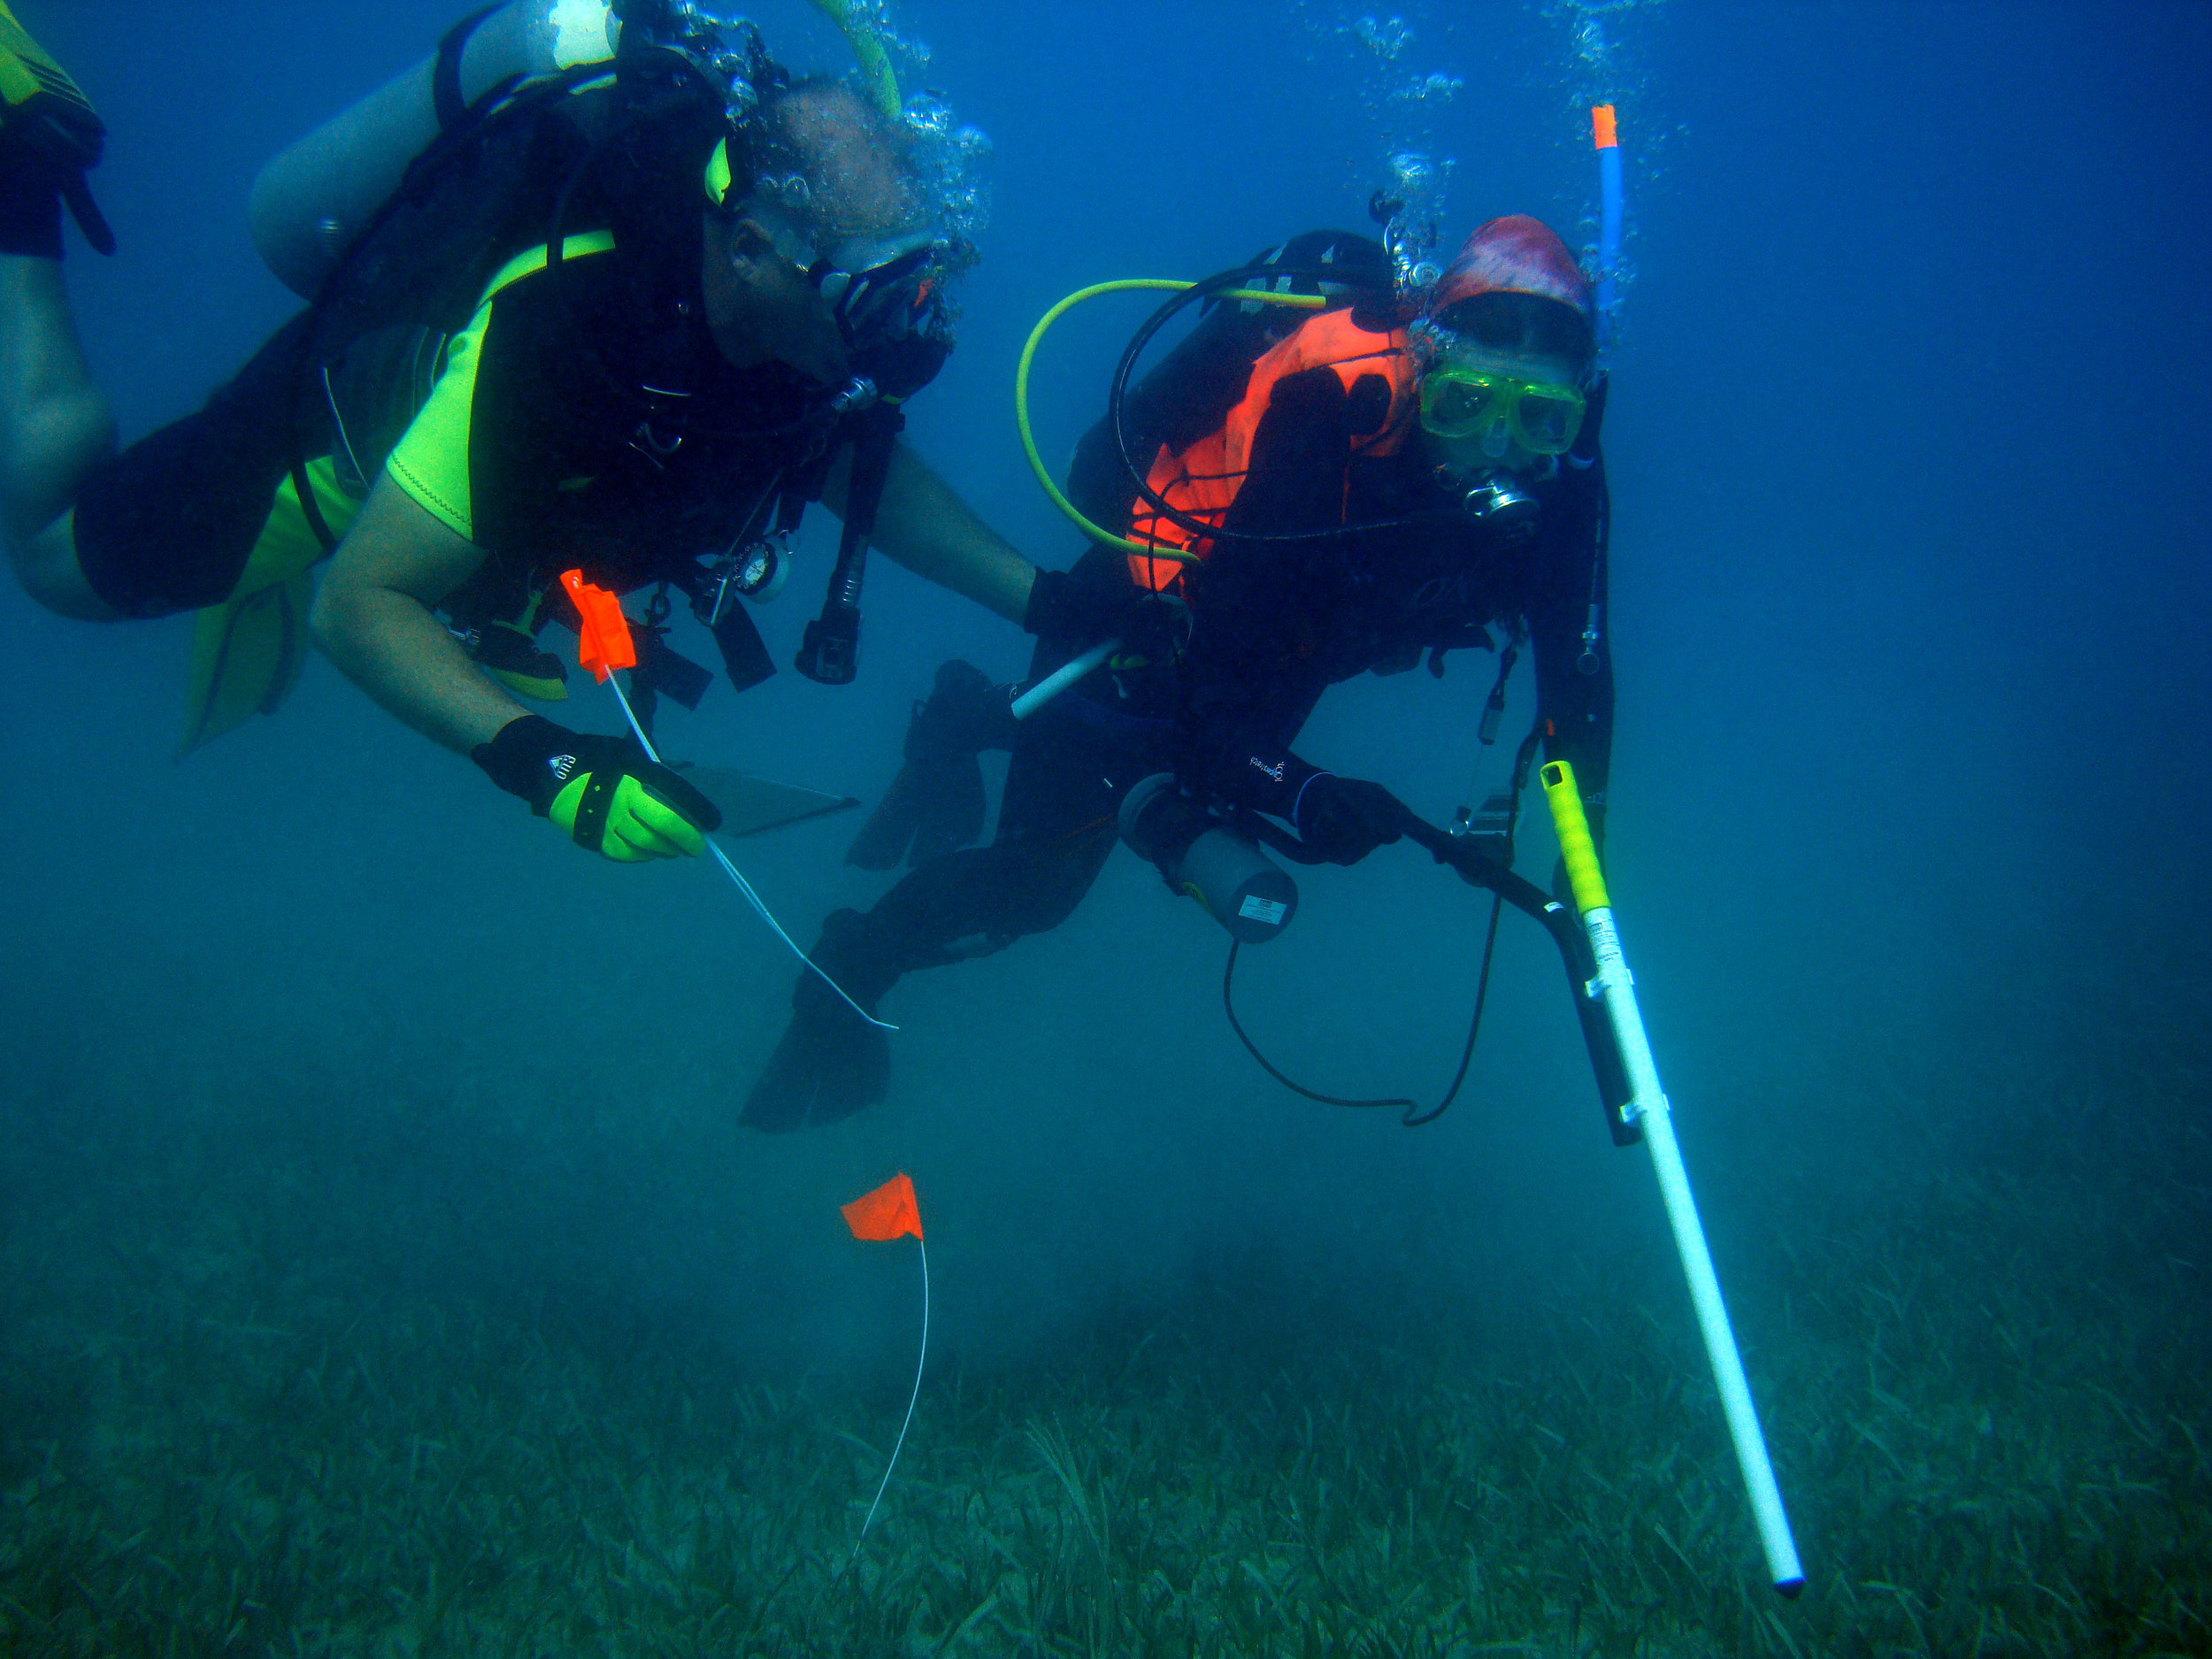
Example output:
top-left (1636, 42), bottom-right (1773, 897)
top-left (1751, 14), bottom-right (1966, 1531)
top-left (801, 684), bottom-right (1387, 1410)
top-left (1592, 103), bottom-right (1623, 353)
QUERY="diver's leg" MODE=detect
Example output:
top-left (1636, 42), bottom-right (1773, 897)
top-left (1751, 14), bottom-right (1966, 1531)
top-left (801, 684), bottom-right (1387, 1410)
top-left (0, 6), bottom-right (117, 618)
top-left (863, 758), bottom-right (1122, 956)
top-left (249, 3), bottom-right (615, 298)
top-left (0, 253), bottom-right (114, 617)
top-left (741, 726), bottom-right (1125, 1132)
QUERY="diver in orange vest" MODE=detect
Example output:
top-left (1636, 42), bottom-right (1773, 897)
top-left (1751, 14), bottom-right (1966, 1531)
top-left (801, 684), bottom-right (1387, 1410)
top-left (745, 220), bottom-right (1614, 1129)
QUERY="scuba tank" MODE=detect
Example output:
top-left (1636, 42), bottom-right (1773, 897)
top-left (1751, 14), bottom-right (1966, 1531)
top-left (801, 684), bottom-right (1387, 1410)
top-left (1118, 773), bottom-right (1299, 944)
top-left (271, 1), bottom-right (964, 703)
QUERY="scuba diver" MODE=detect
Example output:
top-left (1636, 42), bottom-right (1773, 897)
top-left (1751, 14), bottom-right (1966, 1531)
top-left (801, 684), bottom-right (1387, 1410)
top-left (0, 2), bottom-right (1089, 863)
top-left (744, 218), bottom-right (1616, 1129)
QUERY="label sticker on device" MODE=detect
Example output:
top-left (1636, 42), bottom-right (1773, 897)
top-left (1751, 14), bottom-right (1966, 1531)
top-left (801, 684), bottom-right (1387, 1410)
top-left (1239, 895), bottom-right (1288, 926)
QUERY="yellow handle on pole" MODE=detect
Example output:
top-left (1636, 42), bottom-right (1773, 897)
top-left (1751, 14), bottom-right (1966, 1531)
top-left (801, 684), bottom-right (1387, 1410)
top-left (1016, 280), bottom-right (1324, 557)
top-left (1540, 759), bottom-right (1610, 914)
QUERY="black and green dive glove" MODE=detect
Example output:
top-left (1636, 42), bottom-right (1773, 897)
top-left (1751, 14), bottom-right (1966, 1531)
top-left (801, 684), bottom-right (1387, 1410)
top-left (472, 715), bottom-right (721, 863)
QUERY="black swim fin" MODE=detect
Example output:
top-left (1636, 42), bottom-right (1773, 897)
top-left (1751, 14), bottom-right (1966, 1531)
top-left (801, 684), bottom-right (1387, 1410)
top-left (0, 3), bottom-right (113, 254)
top-left (742, 910), bottom-right (900, 1133)
top-left (846, 659), bottom-right (1012, 872)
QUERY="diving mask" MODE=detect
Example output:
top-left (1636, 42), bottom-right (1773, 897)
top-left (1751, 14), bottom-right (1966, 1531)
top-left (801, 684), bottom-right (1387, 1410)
top-left (707, 141), bottom-right (958, 383)
top-left (1420, 364), bottom-right (1587, 457)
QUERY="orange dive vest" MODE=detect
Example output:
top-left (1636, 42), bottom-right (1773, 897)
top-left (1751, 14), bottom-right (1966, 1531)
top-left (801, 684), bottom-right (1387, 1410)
top-left (1125, 308), bottom-right (1418, 594)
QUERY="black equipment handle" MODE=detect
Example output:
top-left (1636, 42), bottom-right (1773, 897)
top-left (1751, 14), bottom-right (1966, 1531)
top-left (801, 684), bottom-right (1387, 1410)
top-left (796, 405), bottom-right (902, 685)
top-left (1242, 806), bottom-right (1640, 1146)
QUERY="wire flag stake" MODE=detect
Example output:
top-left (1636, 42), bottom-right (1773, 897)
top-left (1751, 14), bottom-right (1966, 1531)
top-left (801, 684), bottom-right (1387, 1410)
top-left (841, 1172), bottom-right (929, 1558)
top-left (558, 571), bottom-right (892, 1030)
top-left (1541, 761), bottom-right (1804, 1597)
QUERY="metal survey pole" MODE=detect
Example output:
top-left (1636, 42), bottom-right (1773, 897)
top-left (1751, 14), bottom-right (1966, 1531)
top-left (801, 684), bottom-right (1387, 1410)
top-left (1540, 761), bottom-right (1804, 1597)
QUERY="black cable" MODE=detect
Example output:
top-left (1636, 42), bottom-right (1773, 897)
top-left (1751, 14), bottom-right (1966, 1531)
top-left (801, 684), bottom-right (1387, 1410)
top-left (1222, 940), bottom-right (1411, 1112)
top-left (1401, 892), bottom-right (1502, 1127)
top-left (1221, 884), bottom-right (1506, 1128)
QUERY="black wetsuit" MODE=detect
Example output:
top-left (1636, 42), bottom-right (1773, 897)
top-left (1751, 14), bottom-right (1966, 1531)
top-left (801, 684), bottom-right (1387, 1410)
top-left (744, 297), bottom-right (1614, 1130)
top-left (870, 400), bottom-right (1611, 965)
top-left (71, 240), bottom-right (833, 705)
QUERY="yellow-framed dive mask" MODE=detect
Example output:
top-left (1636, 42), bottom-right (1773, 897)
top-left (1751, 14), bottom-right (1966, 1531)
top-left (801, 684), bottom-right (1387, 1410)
top-left (1419, 365), bottom-right (1587, 456)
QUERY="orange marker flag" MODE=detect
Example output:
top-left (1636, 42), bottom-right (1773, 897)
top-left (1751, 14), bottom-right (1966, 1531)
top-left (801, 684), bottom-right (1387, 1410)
top-left (842, 1171), bottom-right (924, 1241)
top-left (842, 1170), bottom-right (930, 1555)
top-left (560, 568), bottom-right (637, 683)
top-left (1592, 104), bottom-right (1618, 150)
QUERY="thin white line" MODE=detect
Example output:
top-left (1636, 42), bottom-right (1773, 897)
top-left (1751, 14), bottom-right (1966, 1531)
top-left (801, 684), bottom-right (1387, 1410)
top-left (853, 1235), bottom-right (928, 1558)
top-left (603, 672), bottom-right (895, 1030)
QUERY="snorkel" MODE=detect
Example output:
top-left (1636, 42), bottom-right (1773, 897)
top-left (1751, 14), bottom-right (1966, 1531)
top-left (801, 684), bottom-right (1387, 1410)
top-left (1592, 103), bottom-right (1623, 355)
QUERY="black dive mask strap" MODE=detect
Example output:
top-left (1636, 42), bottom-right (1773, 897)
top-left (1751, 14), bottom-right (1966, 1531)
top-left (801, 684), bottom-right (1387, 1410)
top-left (1570, 370), bottom-right (1609, 464)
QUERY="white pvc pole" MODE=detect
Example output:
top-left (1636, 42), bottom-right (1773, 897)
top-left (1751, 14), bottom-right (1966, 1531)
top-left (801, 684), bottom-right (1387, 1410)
top-left (1579, 902), bottom-right (1804, 1596)
top-left (1010, 634), bottom-right (1120, 720)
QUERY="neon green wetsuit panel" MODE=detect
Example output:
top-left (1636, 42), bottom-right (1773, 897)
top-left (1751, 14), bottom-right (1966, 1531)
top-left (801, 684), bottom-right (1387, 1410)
top-left (385, 231), bottom-right (618, 543)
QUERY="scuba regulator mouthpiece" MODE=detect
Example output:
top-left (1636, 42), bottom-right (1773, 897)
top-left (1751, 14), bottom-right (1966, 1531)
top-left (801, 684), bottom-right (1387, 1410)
top-left (1438, 465), bottom-right (1542, 544)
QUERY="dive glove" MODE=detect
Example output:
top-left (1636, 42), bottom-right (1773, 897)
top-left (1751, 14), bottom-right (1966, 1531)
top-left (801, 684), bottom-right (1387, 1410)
top-left (1293, 773), bottom-right (1410, 866)
top-left (1025, 565), bottom-right (1171, 646)
top-left (472, 714), bottom-right (721, 862)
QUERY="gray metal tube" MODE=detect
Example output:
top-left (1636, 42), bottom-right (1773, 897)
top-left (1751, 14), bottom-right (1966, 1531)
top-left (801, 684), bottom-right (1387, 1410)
top-left (1118, 773), bottom-right (1299, 944)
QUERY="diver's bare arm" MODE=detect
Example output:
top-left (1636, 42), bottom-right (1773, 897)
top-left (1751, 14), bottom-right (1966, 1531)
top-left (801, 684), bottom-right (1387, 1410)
top-left (310, 474), bottom-right (527, 753)
top-left (826, 440), bottom-right (1035, 625)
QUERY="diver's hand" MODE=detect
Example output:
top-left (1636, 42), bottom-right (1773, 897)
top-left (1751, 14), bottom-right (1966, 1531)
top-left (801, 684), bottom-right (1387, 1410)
top-left (1293, 774), bottom-right (1409, 866)
top-left (1023, 566), bottom-right (1139, 642)
top-left (472, 715), bottom-right (721, 862)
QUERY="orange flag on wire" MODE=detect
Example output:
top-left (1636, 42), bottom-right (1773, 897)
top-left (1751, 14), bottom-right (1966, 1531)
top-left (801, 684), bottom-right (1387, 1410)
top-left (842, 1172), bottom-right (923, 1241)
top-left (560, 569), bottom-right (636, 683)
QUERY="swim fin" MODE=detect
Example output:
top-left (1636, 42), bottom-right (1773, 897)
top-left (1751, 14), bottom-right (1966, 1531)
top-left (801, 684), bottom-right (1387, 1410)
top-left (177, 571), bottom-right (311, 756)
top-left (742, 909), bottom-right (900, 1133)
top-left (0, 1), bottom-right (112, 253)
top-left (845, 659), bottom-right (1011, 871)
top-left (177, 459), bottom-right (352, 755)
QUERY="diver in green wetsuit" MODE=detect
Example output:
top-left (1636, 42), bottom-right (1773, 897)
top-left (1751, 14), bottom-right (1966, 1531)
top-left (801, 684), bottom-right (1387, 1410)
top-left (0, 3), bottom-right (1088, 863)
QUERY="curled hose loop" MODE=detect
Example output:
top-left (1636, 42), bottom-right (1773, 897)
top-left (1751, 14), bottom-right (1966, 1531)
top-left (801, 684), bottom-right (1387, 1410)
top-left (1015, 279), bottom-right (1325, 557)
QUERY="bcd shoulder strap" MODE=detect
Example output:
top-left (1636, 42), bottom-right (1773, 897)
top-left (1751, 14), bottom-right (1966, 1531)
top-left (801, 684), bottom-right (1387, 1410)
top-left (434, 5), bottom-right (505, 132)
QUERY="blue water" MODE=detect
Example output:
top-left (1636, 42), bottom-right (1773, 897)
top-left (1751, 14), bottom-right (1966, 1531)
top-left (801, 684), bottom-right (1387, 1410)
top-left (4, 2), bottom-right (2208, 1650)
